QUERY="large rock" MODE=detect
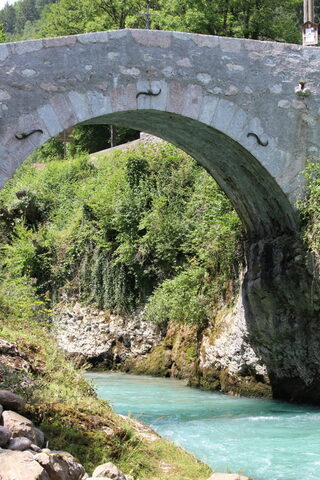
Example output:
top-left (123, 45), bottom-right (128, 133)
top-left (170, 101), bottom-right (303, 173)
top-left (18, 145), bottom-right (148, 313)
top-left (2, 411), bottom-right (43, 446)
top-left (92, 462), bottom-right (125, 480)
top-left (0, 426), bottom-right (11, 447)
top-left (0, 390), bottom-right (25, 410)
top-left (0, 449), bottom-right (49, 480)
top-left (208, 474), bottom-right (252, 480)
top-left (35, 451), bottom-right (88, 480)
top-left (6, 436), bottom-right (32, 451)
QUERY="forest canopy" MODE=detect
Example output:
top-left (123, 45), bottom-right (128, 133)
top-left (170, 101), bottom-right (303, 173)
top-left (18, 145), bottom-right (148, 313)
top-left (0, 0), bottom-right (303, 44)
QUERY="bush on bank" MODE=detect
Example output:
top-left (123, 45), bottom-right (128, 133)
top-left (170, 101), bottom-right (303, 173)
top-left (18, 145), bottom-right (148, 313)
top-left (0, 141), bottom-right (243, 327)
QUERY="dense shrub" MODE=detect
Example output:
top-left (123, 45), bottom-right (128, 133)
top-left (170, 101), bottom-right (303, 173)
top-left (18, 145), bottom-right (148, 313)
top-left (0, 141), bottom-right (243, 324)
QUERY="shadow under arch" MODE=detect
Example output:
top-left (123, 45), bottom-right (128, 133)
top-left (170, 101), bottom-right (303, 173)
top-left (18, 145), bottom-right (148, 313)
top-left (82, 109), bottom-right (299, 240)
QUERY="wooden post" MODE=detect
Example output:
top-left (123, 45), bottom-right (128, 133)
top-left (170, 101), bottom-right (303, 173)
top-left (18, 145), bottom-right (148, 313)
top-left (304, 0), bottom-right (315, 22)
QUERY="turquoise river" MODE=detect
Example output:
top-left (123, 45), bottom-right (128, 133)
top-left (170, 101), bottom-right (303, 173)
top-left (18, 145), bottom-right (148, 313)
top-left (85, 372), bottom-right (320, 480)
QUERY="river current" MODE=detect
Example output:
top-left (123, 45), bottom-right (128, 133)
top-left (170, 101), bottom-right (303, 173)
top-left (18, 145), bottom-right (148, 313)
top-left (85, 372), bottom-right (320, 480)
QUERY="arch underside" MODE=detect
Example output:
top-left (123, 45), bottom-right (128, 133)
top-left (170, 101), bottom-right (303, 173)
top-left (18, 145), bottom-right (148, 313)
top-left (82, 110), bottom-right (298, 239)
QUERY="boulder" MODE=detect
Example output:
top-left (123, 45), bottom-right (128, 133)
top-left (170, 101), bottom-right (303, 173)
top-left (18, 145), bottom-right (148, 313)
top-left (92, 462), bottom-right (126, 480)
top-left (0, 425), bottom-right (11, 447)
top-left (6, 436), bottom-right (32, 451)
top-left (207, 474), bottom-right (252, 480)
top-left (33, 426), bottom-right (45, 447)
top-left (0, 390), bottom-right (25, 411)
top-left (0, 449), bottom-right (49, 480)
top-left (30, 443), bottom-right (42, 452)
top-left (35, 450), bottom-right (88, 480)
top-left (2, 410), bottom-right (44, 446)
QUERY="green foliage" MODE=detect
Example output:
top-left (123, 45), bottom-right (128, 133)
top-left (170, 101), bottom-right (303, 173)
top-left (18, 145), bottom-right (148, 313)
top-left (298, 162), bottom-right (320, 257)
top-left (0, 23), bottom-right (5, 42)
top-left (0, 141), bottom-right (242, 326)
top-left (1, 0), bottom-right (302, 44)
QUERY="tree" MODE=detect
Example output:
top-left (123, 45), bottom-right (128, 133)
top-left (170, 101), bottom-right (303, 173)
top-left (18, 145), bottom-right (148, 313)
top-left (0, 4), bottom-right (17, 34)
top-left (0, 24), bottom-right (5, 42)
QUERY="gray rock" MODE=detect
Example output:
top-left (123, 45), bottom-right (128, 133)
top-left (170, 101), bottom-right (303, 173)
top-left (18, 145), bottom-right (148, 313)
top-left (33, 426), bottom-right (45, 448)
top-left (6, 436), bottom-right (32, 451)
top-left (0, 390), bottom-right (26, 411)
top-left (2, 410), bottom-right (44, 446)
top-left (92, 462), bottom-right (126, 480)
top-left (0, 426), bottom-right (11, 447)
top-left (30, 443), bottom-right (42, 452)
top-left (35, 450), bottom-right (88, 480)
top-left (0, 449), bottom-right (49, 480)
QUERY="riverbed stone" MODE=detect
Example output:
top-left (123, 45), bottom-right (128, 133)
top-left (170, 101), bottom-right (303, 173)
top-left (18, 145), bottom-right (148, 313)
top-left (208, 474), bottom-right (252, 480)
top-left (0, 425), bottom-right (11, 446)
top-left (6, 436), bottom-right (32, 451)
top-left (2, 410), bottom-right (43, 446)
top-left (0, 449), bottom-right (49, 480)
top-left (92, 462), bottom-right (126, 480)
top-left (35, 450), bottom-right (88, 480)
top-left (0, 390), bottom-right (26, 410)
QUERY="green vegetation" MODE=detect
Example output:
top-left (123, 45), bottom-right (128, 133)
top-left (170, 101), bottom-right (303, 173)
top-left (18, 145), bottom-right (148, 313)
top-left (0, 0), bottom-right (303, 44)
top-left (0, 23), bottom-right (5, 42)
top-left (1, 140), bottom-right (224, 477)
top-left (0, 302), bottom-right (212, 478)
top-left (0, 142), bottom-right (242, 327)
top-left (299, 162), bottom-right (320, 264)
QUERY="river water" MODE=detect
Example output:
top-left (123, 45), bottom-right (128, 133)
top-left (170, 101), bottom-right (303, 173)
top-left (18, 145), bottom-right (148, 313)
top-left (85, 372), bottom-right (320, 480)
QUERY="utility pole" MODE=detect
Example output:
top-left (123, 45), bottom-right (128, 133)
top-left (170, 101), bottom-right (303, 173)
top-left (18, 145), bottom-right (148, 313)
top-left (304, 0), bottom-right (315, 22)
top-left (302, 0), bottom-right (318, 45)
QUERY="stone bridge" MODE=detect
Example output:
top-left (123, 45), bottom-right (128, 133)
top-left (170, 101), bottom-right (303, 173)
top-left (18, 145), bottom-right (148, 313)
top-left (0, 29), bottom-right (320, 403)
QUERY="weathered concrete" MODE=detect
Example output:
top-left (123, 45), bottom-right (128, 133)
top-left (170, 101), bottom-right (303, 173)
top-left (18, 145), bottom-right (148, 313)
top-left (1, 30), bottom-right (320, 403)
top-left (1, 29), bottom-right (320, 238)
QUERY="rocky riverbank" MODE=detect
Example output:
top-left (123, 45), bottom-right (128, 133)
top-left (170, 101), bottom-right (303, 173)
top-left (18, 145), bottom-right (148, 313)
top-left (0, 332), bottom-right (215, 479)
top-left (0, 387), bottom-right (138, 480)
top-left (0, 337), bottom-right (255, 480)
top-left (52, 293), bottom-right (271, 399)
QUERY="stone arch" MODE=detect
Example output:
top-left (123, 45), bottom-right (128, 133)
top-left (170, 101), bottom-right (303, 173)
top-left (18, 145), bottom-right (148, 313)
top-left (1, 81), bottom-right (299, 239)
top-left (2, 28), bottom-right (319, 239)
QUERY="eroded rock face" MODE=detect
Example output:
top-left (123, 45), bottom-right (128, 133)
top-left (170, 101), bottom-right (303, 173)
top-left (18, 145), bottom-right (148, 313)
top-left (53, 303), bottom-right (162, 366)
top-left (243, 234), bottom-right (320, 404)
